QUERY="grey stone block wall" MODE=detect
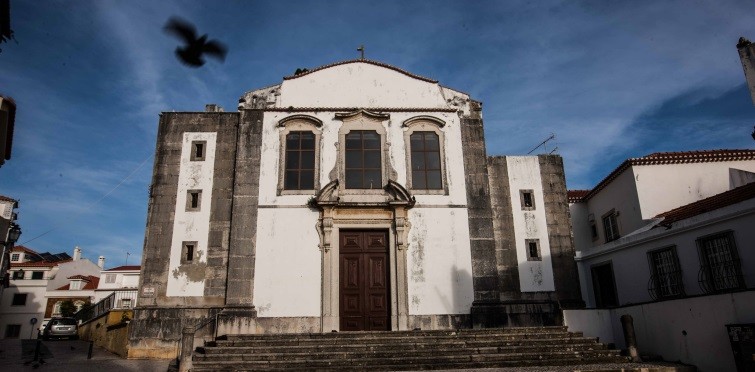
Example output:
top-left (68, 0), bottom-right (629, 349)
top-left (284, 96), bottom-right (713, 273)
top-left (459, 102), bottom-right (499, 304)
top-left (486, 156), bottom-right (521, 300)
top-left (538, 155), bottom-right (583, 307)
top-left (225, 109), bottom-right (264, 306)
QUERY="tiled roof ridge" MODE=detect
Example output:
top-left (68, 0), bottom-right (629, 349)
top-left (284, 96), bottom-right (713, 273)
top-left (282, 59), bottom-right (439, 84)
top-left (0, 195), bottom-right (17, 202)
top-left (105, 265), bottom-right (140, 271)
top-left (582, 149), bottom-right (755, 201)
top-left (567, 189), bottom-right (590, 203)
top-left (655, 182), bottom-right (755, 225)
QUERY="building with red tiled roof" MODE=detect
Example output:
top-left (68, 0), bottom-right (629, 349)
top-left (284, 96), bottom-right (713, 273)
top-left (94, 265), bottom-right (140, 310)
top-left (566, 154), bottom-right (755, 372)
top-left (1, 246), bottom-right (102, 339)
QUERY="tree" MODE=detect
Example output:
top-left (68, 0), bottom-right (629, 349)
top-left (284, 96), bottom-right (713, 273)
top-left (59, 300), bottom-right (77, 317)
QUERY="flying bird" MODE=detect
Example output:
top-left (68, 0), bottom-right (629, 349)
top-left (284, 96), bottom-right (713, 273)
top-left (163, 16), bottom-right (227, 67)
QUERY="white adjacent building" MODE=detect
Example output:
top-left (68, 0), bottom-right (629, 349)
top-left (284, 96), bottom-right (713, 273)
top-left (565, 149), bottom-right (755, 372)
top-left (0, 246), bottom-right (101, 339)
top-left (94, 265), bottom-right (140, 310)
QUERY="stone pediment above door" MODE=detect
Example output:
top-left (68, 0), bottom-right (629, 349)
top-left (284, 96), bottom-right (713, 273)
top-left (311, 179), bottom-right (415, 208)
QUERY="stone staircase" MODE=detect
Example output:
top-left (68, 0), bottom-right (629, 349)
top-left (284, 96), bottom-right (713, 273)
top-left (189, 326), bottom-right (631, 371)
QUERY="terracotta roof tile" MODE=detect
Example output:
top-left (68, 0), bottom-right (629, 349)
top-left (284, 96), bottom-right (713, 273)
top-left (11, 245), bottom-right (39, 255)
top-left (655, 182), bottom-right (755, 225)
top-left (567, 190), bottom-right (590, 203)
top-left (584, 149), bottom-right (755, 201)
top-left (282, 59), bottom-right (439, 83)
top-left (0, 195), bottom-right (17, 202)
top-left (105, 265), bottom-right (140, 271)
top-left (11, 260), bottom-right (70, 268)
top-left (56, 275), bottom-right (99, 290)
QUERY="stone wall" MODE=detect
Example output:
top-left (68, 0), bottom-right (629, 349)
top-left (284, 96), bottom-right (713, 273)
top-left (79, 310), bottom-right (133, 357)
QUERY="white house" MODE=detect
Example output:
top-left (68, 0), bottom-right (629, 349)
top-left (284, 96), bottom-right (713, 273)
top-left (565, 150), bottom-right (755, 372)
top-left (0, 246), bottom-right (101, 339)
top-left (94, 265), bottom-right (140, 309)
top-left (130, 59), bottom-right (583, 359)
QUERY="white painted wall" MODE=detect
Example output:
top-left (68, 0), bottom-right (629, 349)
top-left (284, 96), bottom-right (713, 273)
top-left (577, 197), bottom-right (755, 307)
top-left (406, 208), bottom-right (474, 315)
top-left (506, 157), bottom-right (555, 292)
top-left (167, 132), bottom-right (217, 297)
top-left (278, 63), bottom-right (455, 109)
top-left (253, 208), bottom-right (321, 317)
top-left (0, 276), bottom-right (48, 339)
top-left (257, 111), bottom-right (468, 207)
top-left (565, 291), bottom-right (755, 372)
top-left (634, 161), bottom-right (755, 219)
top-left (582, 169), bottom-right (642, 247)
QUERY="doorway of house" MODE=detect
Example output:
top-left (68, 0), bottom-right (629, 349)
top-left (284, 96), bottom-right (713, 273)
top-left (339, 230), bottom-right (390, 331)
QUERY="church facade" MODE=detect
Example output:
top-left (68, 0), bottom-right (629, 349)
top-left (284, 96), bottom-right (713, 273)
top-left (129, 60), bottom-right (582, 358)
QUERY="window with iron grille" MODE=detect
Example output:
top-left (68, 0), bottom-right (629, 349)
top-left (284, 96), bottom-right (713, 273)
top-left (283, 131), bottom-right (316, 190)
top-left (409, 132), bottom-right (442, 190)
top-left (697, 231), bottom-right (744, 293)
top-left (602, 210), bottom-right (620, 242)
top-left (345, 130), bottom-right (382, 189)
top-left (4, 324), bottom-right (21, 338)
top-left (647, 246), bottom-right (684, 300)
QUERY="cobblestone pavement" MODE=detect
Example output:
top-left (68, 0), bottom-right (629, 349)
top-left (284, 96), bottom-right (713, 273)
top-left (0, 339), bottom-right (170, 372)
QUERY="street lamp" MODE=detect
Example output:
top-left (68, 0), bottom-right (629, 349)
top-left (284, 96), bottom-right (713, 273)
top-left (7, 223), bottom-right (21, 244)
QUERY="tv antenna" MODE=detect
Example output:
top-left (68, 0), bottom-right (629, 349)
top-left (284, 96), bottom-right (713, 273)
top-left (527, 133), bottom-right (557, 154)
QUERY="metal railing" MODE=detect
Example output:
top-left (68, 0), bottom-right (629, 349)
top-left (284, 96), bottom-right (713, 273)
top-left (74, 290), bottom-right (138, 324)
top-left (647, 270), bottom-right (685, 301)
top-left (698, 261), bottom-right (745, 294)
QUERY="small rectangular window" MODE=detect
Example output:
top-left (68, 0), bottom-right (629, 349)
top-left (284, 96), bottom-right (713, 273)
top-left (602, 210), bottom-right (620, 242)
top-left (11, 293), bottom-right (27, 306)
top-left (10, 253), bottom-right (19, 261)
top-left (182, 241), bottom-right (198, 264)
top-left (190, 141), bottom-right (207, 161)
top-left (526, 239), bottom-right (541, 261)
top-left (31, 271), bottom-right (43, 280)
top-left (104, 274), bottom-right (117, 283)
top-left (186, 190), bottom-right (202, 211)
top-left (120, 298), bottom-right (132, 309)
top-left (12, 271), bottom-right (23, 280)
top-left (70, 281), bottom-right (81, 290)
top-left (520, 190), bottom-right (535, 210)
top-left (4, 324), bottom-right (21, 338)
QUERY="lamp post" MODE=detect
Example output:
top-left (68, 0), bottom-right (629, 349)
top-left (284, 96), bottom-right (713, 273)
top-left (1, 222), bottom-right (22, 287)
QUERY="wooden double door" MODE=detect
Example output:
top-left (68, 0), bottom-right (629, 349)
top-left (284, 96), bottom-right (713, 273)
top-left (339, 230), bottom-right (390, 331)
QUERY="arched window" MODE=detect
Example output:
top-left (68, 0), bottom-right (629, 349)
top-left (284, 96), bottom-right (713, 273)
top-left (345, 130), bottom-right (382, 189)
top-left (284, 131), bottom-right (316, 190)
top-left (409, 132), bottom-right (442, 189)
top-left (403, 116), bottom-right (447, 194)
top-left (277, 115), bottom-right (322, 195)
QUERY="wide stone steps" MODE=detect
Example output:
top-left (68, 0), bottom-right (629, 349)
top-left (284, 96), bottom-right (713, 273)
top-left (191, 327), bottom-right (630, 371)
top-left (200, 339), bottom-right (604, 356)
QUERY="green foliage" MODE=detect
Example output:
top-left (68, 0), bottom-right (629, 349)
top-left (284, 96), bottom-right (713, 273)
top-left (59, 300), bottom-right (77, 317)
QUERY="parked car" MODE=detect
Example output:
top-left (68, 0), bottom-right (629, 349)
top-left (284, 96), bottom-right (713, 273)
top-left (41, 317), bottom-right (79, 340)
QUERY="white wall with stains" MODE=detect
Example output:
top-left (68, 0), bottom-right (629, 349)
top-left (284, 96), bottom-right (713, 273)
top-left (406, 208), bottom-right (474, 315)
top-left (252, 208), bottom-right (321, 317)
top-left (506, 157), bottom-right (555, 292)
top-left (279, 63), bottom-right (451, 109)
top-left (166, 132), bottom-right (216, 297)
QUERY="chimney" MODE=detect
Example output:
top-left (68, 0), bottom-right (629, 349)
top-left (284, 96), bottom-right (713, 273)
top-left (98, 256), bottom-right (105, 269)
top-left (73, 246), bottom-right (81, 261)
top-left (205, 104), bottom-right (224, 112)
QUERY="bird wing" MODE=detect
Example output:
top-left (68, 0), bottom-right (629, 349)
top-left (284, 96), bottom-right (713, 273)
top-left (164, 16), bottom-right (197, 43)
top-left (203, 40), bottom-right (228, 61)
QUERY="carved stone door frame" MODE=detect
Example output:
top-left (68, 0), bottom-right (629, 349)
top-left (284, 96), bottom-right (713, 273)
top-left (313, 180), bottom-right (414, 332)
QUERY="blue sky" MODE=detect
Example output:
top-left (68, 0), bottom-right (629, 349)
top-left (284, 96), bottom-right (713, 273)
top-left (1, 0), bottom-right (754, 267)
